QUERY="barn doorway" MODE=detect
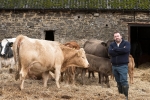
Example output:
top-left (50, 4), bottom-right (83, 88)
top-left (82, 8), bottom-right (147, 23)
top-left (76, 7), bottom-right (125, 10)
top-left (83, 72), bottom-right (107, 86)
top-left (129, 24), bottom-right (150, 67)
top-left (45, 30), bottom-right (55, 41)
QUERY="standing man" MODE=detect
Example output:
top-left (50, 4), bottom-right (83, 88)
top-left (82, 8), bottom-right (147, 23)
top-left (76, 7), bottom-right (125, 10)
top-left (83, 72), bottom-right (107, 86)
top-left (108, 32), bottom-right (130, 100)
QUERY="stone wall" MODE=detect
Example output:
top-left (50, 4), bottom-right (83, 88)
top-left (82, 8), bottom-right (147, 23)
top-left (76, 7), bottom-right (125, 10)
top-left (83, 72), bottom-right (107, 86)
top-left (0, 10), bottom-right (150, 46)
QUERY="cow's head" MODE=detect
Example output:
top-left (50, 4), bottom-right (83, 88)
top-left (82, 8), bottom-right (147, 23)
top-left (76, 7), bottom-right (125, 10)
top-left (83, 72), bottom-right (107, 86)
top-left (0, 38), bottom-right (15, 58)
top-left (103, 39), bottom-right (114, 58)
top-left (73, 48), bottom-right (89, 68)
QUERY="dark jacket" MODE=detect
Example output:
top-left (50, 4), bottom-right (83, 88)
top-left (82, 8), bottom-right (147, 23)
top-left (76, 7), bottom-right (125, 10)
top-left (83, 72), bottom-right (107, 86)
top-left (108, 39), bottom-right (130, 66)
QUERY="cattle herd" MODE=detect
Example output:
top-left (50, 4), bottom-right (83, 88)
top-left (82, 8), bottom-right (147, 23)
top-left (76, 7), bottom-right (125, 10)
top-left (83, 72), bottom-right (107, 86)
top-left (0, 35), bottom-right (135, 91)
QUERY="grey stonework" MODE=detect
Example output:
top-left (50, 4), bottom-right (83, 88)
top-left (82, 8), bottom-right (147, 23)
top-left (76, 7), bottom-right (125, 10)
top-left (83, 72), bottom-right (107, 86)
top-left (0, 10), bottom-right (149, 46)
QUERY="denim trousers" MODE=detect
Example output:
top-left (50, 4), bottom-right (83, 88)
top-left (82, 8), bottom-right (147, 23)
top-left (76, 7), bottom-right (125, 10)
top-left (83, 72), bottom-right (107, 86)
top-left (112, 64), bottom-right (128, 86)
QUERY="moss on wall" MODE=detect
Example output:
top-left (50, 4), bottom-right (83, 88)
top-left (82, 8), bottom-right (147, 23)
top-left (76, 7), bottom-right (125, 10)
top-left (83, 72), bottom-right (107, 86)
top-left (0, 0), bottom-right (149, 10)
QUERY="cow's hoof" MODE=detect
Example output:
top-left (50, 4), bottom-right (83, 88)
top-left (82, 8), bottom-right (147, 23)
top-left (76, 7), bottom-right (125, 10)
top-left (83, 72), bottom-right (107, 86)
top-left (20, 85), bottom-right (24, 90)
top-left (19, 87), bottom-right (22, 90)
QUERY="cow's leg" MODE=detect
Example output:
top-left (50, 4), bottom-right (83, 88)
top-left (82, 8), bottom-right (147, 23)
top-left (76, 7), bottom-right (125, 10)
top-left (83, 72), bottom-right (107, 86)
top-left (81, 69), bottom-right (86, 85)
top-left (129, 73), bottom-right (131, 84)
top-left (42, 71), bottom-right (49, 87)
top-left (49, 71), bottom-right (55, 81)
top-left (101, 74), bottom-right (104, 87)
top-left (71, 67), bottom-right (76, 85)
top-left (88, 71), bottom-right (95, 78)
top-left (68, 66), bottom-right (76, 85)
top-left (88, 71), bottom-right (91, 78)
top-left (19, 67), bottom-right (28, 90)
top-left (72, 72), bottom-right (75, 85)
top-left (98, 72), bottom-right (102, 84)
top-left (131, 73), bottom-right (134, 84)
top-left (128, 70), bottom-right (134, 84)
top-left (20, 79), bottom-right (25, 90)
top-left (60, 72), bottom-right (64, 82)
top-left (55, 65), bottom-right (61, 88)
top-left (65, 71), bottom-right (69, 85)
top-left (92, 71), bottom-right (95, 78)
top-left (131, 69), bottom-right (134, 84)
top-left (105, 75), bottom-right (110, 88)
top-left (99, 73), bottom-right (104, 87)
top-left (9, 63), bottom-right (14, 73)
top-left (15, 71), bottom-right (20, 80)
top-left (75, 68), bottom-right (80, 79)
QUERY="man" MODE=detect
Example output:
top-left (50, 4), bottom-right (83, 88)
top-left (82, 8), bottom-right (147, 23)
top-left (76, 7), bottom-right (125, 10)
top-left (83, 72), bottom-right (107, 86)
top-left (108, 32), bottom-right (130, 100)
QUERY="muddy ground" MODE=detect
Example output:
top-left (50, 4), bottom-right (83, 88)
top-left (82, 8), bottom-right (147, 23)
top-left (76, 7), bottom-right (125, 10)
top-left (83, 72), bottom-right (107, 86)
top-left (0, 63), bottom-right (150, 100)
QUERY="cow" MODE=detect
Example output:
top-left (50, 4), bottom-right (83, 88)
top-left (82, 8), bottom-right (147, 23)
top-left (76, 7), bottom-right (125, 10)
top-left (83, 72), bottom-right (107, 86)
top-left (128, 54), bottom-right (135, 84)
top-left (13, 35), bottom-right (89, 90)
top-left (60, 41), bottom-right (80, 85)
top-left (75, 54), bottom-right (112, 88)
top-left (0, 38), bottom-right (16, 73)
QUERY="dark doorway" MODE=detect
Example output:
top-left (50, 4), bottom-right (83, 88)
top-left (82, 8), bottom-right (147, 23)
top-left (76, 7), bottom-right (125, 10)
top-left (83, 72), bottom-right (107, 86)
top-left (45, 30), bottom-right (54, 41)
top-left (129, 24), bottom-right (150, 67)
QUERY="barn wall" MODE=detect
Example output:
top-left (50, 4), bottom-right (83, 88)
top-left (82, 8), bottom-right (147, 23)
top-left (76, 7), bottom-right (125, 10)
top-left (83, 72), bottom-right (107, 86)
top-left (0, 10), bottom-right (149, 46)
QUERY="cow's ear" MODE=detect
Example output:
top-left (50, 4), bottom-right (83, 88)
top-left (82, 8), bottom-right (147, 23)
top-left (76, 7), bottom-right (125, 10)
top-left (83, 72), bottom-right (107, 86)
top-left (77, 48), bottom-right (85, 56)
top-left (9, 42), bottom-right (13, 47)
top-left (80, 48), bottom-right (85, 53)
top-left (101, 42), bottom-right (107, 47)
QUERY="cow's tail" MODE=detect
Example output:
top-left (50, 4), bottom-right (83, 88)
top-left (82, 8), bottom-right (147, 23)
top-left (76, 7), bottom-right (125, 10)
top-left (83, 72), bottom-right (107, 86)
top-left (13, 35), bottom-right (24, 80)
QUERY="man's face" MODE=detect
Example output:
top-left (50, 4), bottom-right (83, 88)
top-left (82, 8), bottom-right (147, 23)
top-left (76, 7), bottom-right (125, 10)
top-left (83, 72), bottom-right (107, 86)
top-left (114, 33), bottom-right (122, 43)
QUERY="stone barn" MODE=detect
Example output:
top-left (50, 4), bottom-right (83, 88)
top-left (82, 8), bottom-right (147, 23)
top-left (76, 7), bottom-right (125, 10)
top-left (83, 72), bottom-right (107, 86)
top-left (0, 0), bottom-right (150, 67)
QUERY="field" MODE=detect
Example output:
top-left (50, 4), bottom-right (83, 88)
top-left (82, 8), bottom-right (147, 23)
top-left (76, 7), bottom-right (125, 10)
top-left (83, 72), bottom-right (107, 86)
top-left (0, 63), bottom-right (150, 100)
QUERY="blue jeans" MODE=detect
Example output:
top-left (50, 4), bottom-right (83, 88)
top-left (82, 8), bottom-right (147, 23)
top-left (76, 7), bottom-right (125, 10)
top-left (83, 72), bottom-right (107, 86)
top-left (112, 64), bottom-right (128, 86)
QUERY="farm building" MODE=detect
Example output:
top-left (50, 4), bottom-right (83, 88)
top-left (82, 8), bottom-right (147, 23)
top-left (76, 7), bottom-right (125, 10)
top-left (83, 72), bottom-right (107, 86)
top-left (0, 0), bottom-right (150, 66)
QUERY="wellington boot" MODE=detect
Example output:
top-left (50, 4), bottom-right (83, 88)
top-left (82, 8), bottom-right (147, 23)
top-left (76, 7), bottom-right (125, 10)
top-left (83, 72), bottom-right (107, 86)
top-left (117, 83), bottom-right (123, 94)
top-left (122, 85), bottom-right (129, 100)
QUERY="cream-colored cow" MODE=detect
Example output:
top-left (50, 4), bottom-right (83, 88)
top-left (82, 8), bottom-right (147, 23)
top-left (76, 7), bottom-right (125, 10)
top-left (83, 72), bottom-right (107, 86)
top-left (13, 35), bottom-right (89, 90)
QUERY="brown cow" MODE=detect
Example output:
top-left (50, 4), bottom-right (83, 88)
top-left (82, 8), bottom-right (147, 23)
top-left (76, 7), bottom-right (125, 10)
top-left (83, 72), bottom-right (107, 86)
top-left (13, 35), bottom-right (89, 90)
top-left (76, 54), bottom-right (112, 88)
top-left (128, 54), bottom-right (135, 84)
top-left (61, 41), bottom-right (80, 85)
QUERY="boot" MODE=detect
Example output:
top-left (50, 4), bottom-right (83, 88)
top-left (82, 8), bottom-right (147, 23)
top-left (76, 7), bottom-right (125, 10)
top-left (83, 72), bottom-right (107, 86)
top-left (117, 83), bottom-right (123, 94)
top-left (122, 85), bottom-right (129, 100)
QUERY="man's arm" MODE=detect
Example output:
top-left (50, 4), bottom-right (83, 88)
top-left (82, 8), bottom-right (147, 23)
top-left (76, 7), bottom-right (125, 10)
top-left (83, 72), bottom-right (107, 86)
top-left (108, 44), bottom-right (119, 57)
top-left (113, 42), bottom-right (130, 54)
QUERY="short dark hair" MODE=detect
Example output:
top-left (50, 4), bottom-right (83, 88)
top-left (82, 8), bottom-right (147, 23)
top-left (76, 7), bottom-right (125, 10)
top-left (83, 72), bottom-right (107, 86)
top-left (114, 32), bottom-right (121, 35)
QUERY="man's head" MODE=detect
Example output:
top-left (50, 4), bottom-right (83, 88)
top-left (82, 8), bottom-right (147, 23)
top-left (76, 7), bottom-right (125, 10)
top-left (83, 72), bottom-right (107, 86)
top-left (114, 32), bottom-right (122, 43)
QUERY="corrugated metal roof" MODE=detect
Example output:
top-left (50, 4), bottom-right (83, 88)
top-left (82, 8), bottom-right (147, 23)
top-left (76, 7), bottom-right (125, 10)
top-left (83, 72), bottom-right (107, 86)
top-left (0, 0), bottom-right (149, 11)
